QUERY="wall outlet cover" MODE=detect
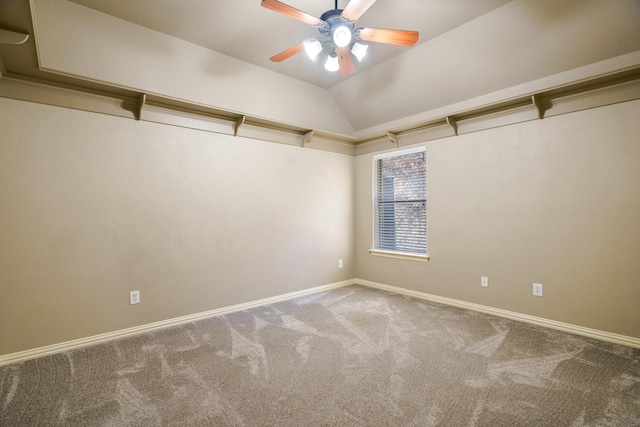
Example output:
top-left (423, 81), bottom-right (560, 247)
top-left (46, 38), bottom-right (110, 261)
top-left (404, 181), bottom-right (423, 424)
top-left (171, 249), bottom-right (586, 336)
top-left (130, 290), bottom-right (140, 305)
top-left (533, 283), bottom-right (543, 297)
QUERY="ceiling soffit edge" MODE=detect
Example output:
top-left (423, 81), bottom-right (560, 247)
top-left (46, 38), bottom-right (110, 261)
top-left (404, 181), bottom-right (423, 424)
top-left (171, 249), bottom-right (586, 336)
top-left (28, 0), bottom-right (356, 137)
top-left (20, 0), bottom-right (640, 144)
top-left (353, 51), bottom-right (640, 139)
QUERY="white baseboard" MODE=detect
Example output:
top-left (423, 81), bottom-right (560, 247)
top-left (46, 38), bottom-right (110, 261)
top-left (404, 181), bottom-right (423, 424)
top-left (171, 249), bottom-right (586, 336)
top-left (3, 277), bottom-right (638, 367)
top-left (0, 279), bottom-right (356, 367)
top-left (355, 278), bottom-right (640, 349)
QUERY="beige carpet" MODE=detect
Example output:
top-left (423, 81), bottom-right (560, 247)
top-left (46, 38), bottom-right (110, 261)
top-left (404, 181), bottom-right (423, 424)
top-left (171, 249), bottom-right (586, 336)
top-left (1, 285), bottom-right (639, 426)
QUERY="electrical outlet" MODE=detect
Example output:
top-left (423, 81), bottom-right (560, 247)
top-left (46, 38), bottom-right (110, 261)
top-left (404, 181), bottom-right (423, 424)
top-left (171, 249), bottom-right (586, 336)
top-left (130, 290), bottom-right (140, 305)
top-left (338, 259), bottom-right (343, 269)
top-left (481, 276), bottom-right (488, 288)
top-left (533, 283), bottom-right (543, 297)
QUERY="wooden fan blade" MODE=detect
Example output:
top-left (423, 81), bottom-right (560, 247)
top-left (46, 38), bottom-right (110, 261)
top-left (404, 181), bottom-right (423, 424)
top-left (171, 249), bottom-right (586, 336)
top-left (356, 28), bottom-right (419, 46)
top-left (261, 0), bottom-right (324, 27)
top-left (336, 47), bottom-right (356, 76)
top-left (341, 0), bottom-right (377, 22)
top-left (0, 29), bottom-right (29, 45)
top-left (270, 43), bottom-right (305, 62)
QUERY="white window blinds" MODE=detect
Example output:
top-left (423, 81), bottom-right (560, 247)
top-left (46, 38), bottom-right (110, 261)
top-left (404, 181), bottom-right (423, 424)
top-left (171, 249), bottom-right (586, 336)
top-left (373, 147), bottom-right (426, 255)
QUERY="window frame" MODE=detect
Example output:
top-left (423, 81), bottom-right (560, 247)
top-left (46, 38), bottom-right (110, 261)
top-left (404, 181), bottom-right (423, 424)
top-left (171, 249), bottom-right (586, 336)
top-left (370, 145), bottom-right (429, 262)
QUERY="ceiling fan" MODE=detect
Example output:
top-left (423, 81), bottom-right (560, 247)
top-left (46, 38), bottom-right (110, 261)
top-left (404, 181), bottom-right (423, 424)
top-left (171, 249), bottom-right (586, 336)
top-left (261, 0), bottom-right (418, 76)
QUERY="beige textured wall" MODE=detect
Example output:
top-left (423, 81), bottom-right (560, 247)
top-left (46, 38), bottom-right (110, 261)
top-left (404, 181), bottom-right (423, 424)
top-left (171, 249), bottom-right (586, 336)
top-left (2, 96), bottom-right (639, 356)
top-left (355, 99), bottom-right (640, 339)
top-left (0, 98), bottom-right (354, 355)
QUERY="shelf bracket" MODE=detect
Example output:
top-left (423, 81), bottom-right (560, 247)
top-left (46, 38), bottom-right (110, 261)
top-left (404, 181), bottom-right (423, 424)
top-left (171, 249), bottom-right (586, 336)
top-left (531, 94), bottom-right (549, 120)
top-left (302, 130), bottom-right (314, 147)
top-left (387, 131), bottom-right (399, 148)
top-left (234, 115), bottom-right (246, 136)
top-left (137, 93), bottom-right (146, 121)
top-left (446, 116), bottom-right (458, 136)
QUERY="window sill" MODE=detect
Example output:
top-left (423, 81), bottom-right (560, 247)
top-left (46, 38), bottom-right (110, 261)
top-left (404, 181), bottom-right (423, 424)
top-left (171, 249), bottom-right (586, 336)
top-left (368, 250), bottom-right (430, 262)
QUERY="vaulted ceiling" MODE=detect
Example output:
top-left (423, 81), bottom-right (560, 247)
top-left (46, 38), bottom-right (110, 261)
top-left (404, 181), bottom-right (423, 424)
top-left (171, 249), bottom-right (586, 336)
top-left (1, 0), bottom-right (640, 139)
top-left (67, 0), bottom-right (513, 89)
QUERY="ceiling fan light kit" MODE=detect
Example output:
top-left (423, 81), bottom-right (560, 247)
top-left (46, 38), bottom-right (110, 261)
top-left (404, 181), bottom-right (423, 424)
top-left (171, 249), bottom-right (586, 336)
top-left (351, 42), bottom-right (368, 62)
top-left (324, 52), bottom-right (340, 72)
top-left (304, 40), bottom-right (323, 60)
top-left (332, 25), bottom-right (352, 47)
top-left (261, 0), bottom-right (418, 77)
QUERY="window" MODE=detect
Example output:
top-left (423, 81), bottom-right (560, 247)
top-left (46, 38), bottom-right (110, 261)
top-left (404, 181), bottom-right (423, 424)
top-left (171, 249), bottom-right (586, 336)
top-left (371, 146), bottom-right (428, 261)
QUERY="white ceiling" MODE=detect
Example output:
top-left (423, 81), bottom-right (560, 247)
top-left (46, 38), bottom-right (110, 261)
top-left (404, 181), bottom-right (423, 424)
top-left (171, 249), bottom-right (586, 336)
top-left (67, 0), bottom-right (512, 89)
top-left (1, 0), bottom-right (640, 137)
